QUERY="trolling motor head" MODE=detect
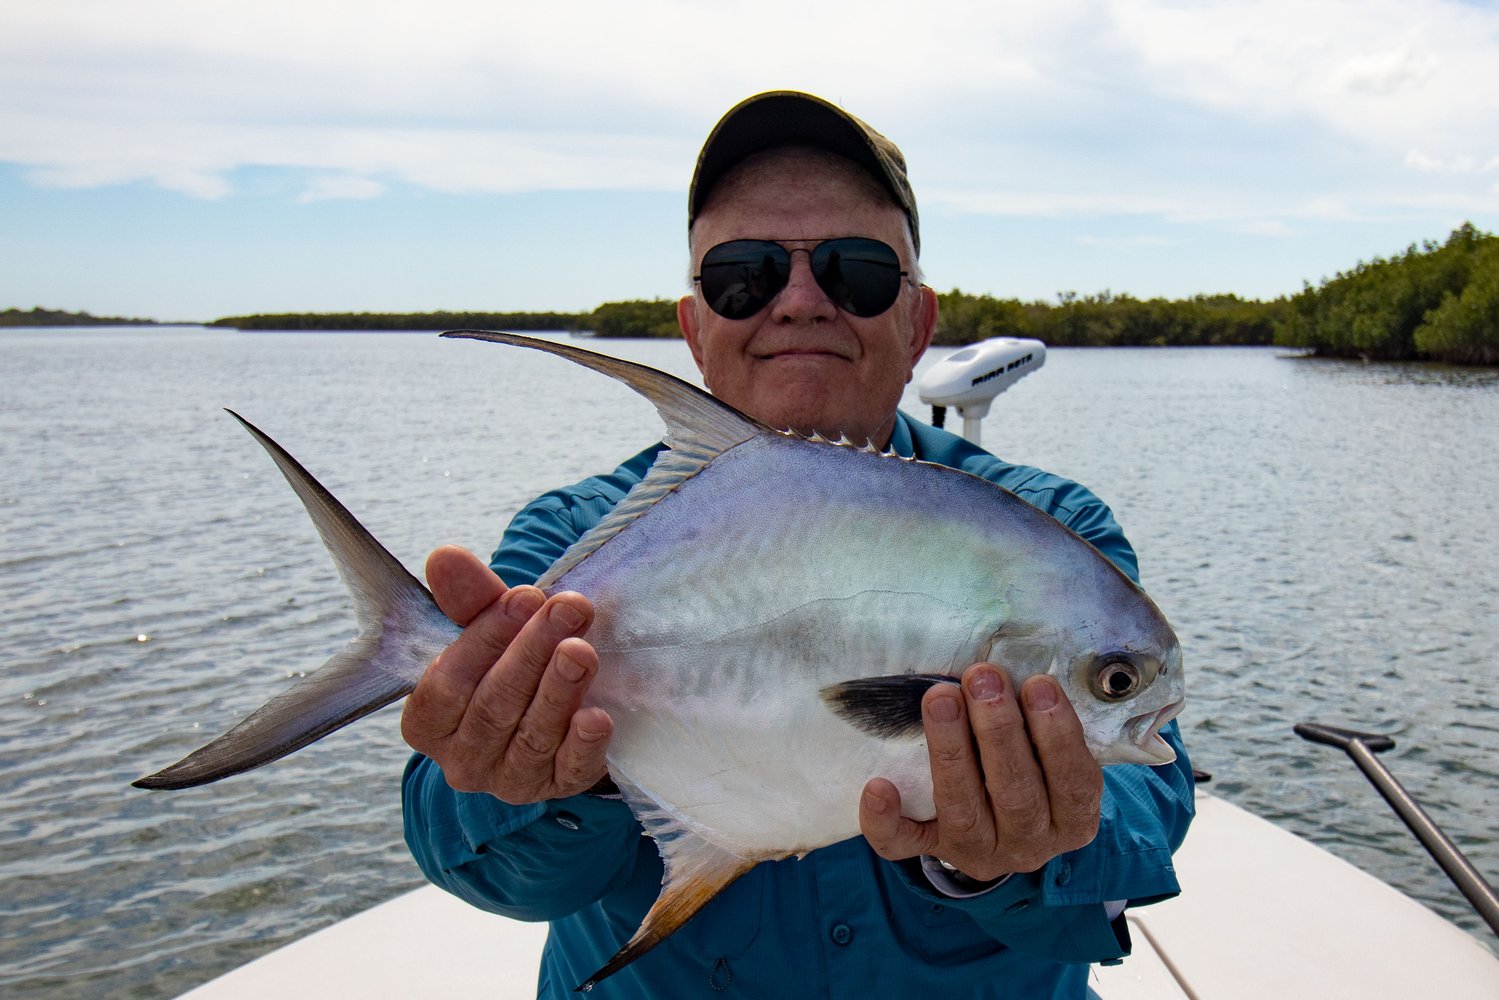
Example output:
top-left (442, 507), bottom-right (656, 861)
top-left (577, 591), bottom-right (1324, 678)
top-left (917, 337), bottom-right (1046, 444)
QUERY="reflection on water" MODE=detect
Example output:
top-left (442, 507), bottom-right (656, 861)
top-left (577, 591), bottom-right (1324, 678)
top-left (1, 330), bottom-right (1495, 996)
top-left (1288, 353), bottom-right (1499, 390)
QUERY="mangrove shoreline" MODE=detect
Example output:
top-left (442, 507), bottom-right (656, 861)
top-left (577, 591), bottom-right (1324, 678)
top-left (13, 224), bottom-right (1497, 365)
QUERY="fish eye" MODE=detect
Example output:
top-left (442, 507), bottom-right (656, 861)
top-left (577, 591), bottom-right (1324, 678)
top-left (1092, 656), bottom-right (1143, 701)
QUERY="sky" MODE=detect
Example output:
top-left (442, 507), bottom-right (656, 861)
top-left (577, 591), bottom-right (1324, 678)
top-left (2, 0), bottom-right (1497, 322)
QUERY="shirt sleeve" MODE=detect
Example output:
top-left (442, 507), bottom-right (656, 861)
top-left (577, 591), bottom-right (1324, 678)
top-left (402, 754), bottom-right (642, 920)
top-left (401, 491), bottom-right (645, 920)
top-left (888, 723), bottom-right (1193, 963)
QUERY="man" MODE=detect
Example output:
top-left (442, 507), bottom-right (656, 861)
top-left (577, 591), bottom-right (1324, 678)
top-left (402, 91), bottom-right (1193, 998)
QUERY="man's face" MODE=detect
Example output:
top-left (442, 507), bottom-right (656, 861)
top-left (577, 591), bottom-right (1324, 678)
top-left (679, 149), bottom-right (938, 448)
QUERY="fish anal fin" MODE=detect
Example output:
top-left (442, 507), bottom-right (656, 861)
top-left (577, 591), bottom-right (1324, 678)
top-left (577, 847), bottom-right (755, 992)
top-left (819, 673), bottom-right (961, 740)
top-left (575, 772), bottom-right (764, 991)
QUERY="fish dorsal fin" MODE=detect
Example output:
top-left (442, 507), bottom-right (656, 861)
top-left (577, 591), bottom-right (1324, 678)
top-left (531, 444), bottom-right (719, 590)
top-left (440, 330), bottom-right (768, 454)
top-left (442, 331), bottom-right (772, 590)
top-left (577, 771), bottom-right (760, 991)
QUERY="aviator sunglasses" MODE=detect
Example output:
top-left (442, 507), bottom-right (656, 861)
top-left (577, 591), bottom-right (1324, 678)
top-left (693, 237), bottom-right (911, 320)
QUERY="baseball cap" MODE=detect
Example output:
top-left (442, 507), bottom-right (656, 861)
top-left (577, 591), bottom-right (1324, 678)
top-left (689, 91), bottom-right (920, 254)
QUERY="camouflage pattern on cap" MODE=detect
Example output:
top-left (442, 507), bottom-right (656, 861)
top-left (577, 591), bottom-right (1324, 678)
top-left (689, 91), bottom-right (920, 254)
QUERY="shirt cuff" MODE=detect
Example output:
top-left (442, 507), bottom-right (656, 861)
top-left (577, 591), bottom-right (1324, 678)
top-left (919, 855), bottom-right (1014, 898)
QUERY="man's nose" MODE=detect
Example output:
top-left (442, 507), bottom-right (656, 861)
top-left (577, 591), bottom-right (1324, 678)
top-left (771, 250), bottom-right (838, 323)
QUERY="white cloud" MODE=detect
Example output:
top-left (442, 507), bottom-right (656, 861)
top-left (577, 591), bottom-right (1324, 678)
top-left (296, 174), bottom-right (386, 204)
top-left (0, 0), bottom-right (1496, 231)
top-left (0, 109), bottom-right (694, 198)
top-left (1109, 0), bottom-right (1499, 160)
top-left (1406, 149), bottom-right (1499, 174)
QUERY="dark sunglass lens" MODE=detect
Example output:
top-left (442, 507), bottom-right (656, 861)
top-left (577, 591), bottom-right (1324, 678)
top-left (811, 238), bottom-right (903, 317)
top-left (698, 240), bottom-right (789, 319)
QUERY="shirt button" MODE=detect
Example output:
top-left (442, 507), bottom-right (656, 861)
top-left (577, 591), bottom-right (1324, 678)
top-left (830, 923), bottom-right (853, 946)
top-left (1055, 862), bottom-right (1072, 887)
top-left (554, 811), bottom-right (582, 831)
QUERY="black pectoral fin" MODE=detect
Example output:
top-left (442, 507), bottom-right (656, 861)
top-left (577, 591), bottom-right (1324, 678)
top-left (817, 674), bottom-right (960, 740)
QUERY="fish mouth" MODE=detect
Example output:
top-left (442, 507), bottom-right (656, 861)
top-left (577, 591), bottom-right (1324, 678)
top-left (1122, 699), bottom-right (1184, 765)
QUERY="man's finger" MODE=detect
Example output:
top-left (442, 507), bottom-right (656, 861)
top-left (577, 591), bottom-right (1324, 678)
top-left (506, 636), bottom-right (598, 775)
top-left (965, 664), bottom-right (1049, 843)
top-left (859, 778), bottom-right (938, 861)
top-left (552, 705), bottom-right (614, 795)
top-left (1019, 675), bottom-right (1102, 846)
top-left (426, 545), bottom-right (505, 625)
top-left (402, 579), bottom-right (546, 750)
top-left (921, 682), bottom-right (991, 847)
top-left (456, 592), bottom-right (594, 756)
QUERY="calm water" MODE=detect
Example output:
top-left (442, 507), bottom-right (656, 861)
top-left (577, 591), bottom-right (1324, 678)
top-left (2, 328), bottom-right (1496, 996)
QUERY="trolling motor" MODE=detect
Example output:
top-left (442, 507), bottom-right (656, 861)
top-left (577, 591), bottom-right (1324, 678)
top-left (918, 337), bottom-right (1046, 445)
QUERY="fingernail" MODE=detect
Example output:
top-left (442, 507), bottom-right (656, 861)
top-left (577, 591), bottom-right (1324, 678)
top-left (555, 649), bottom-right (585, 683)
top-left (1025, 679), bottom-right (1059, 711)
top-left (862, 786), bottom-right (889, 815)
top-left (969, 666), bottom-right (1003, 702)
top-left (549, 601), bottom-right (585, 631)
top-left (502, 588), bottom-right (543, 621)
top-left (929, 692), bottom-right (960, 722)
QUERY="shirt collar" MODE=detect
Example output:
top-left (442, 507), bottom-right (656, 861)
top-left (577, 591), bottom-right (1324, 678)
top-left (888, 410), bottom-right (917, 459)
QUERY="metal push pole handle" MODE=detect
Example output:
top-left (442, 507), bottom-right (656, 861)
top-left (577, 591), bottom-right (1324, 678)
top-left (1295, 722), bottom-right (1499, 938)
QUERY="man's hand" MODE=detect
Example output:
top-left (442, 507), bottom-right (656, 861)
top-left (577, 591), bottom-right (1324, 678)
top-left (859, 663), bottom-right (1102, 882)
top-left (401, 545), bottom-right (614, 804)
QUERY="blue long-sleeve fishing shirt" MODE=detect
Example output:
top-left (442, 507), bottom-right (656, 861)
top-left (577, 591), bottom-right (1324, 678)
top-left (403, 410), bottom-right (1194, 999)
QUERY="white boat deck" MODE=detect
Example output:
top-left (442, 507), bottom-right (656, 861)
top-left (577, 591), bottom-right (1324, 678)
top-left (181, 794), bottom-right (1499, 998)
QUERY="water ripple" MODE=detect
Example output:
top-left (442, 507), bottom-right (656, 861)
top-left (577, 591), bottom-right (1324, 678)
top-left (1, 331), bottom-right (1495, 995)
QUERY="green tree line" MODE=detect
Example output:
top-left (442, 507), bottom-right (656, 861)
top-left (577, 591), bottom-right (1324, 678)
top-left (210, 293), bottom-right (1285, 346)
top-left (1, 307), bottom-right (161, 327)
top-left (584, 299), bottom-right (682, 338)
top-left (1275, 222), bottom-right (1499, 364)
top-left (933, 290), bottom-right (1281, 347)
top-left (210, 302), bottom-right (687, 338)
top-left (208, 310), bottom-right (583, 331)
top-left (19, 224), bottom-right (1496, 364)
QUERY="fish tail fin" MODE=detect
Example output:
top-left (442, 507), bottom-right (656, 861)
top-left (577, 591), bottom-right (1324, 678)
top-left (132, 411), bottom-right (460, 790)
top-left (577, 842), bottom-right (755, 992)
top-left (819, 673), bottom-right (961, 740)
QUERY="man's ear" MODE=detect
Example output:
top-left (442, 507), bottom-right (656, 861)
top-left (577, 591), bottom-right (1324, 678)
top-left (678, 294), bottom-right (708, 375)
top-left (906, 284), bottom-right (939, 376)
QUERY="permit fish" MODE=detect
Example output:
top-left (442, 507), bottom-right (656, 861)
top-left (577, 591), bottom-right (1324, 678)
top-left (135, 331), bottom-right (1185, 990)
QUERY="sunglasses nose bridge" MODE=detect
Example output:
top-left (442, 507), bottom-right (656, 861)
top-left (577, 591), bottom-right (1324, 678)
top-left (773, 246), bottom-right (839, 315)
